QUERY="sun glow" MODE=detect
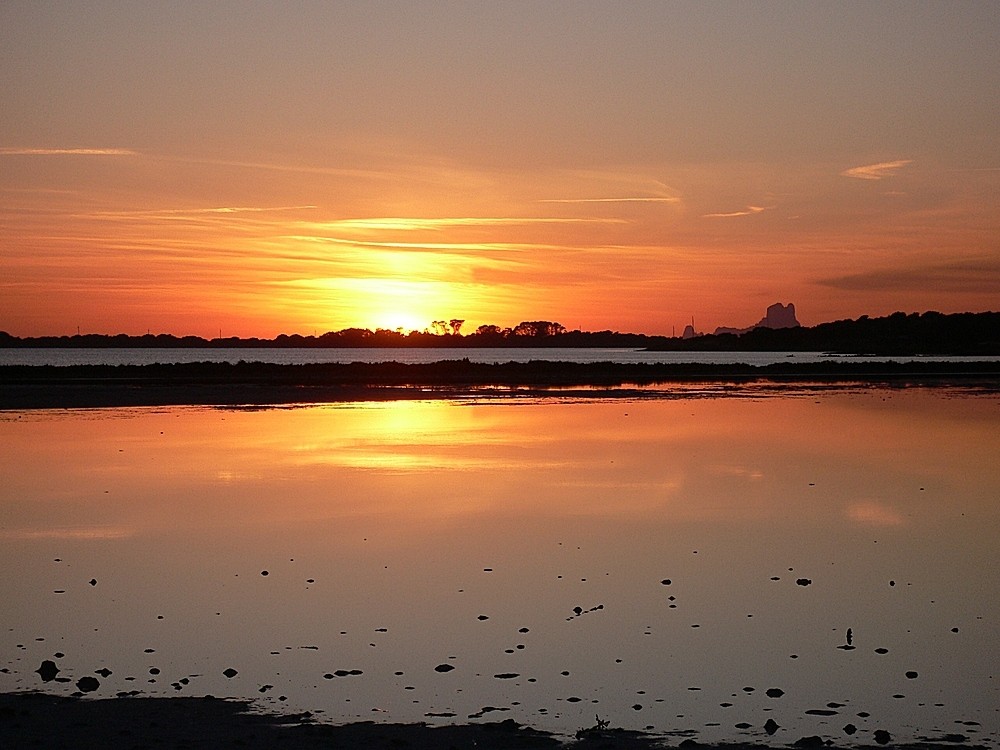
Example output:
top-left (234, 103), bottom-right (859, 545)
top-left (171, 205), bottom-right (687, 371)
top-left (277, 276), bottom-right (469, 333)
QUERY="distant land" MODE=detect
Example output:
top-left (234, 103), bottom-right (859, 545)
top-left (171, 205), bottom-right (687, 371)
top-left (1, 308), bottom-right (999, 356)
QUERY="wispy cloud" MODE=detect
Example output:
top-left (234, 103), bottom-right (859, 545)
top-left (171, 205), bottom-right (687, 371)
top-left (296, 216), bottom-right (625, 233)
top-left (0, 147), bottom-right (137, 156)
top-left (846, 501), bottom-right (904, 526)
top-left (538, 196), bottom-right (680, 204)
top-left (85, 205), bottom-right (317, 218)
top-left (840, 159), bottom-right (912, 180)
top-left (818, 258), bottom-right (1000, 293)
top-left (703, 205), bottom-right (773, 218)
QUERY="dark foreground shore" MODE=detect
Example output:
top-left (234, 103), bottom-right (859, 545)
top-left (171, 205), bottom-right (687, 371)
top-left (0, 693), bottom-right (985, 750)
top-left (3, 360), bottom-right (1000, 409)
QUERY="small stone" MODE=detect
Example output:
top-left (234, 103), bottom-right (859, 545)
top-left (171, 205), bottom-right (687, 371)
top-left (905, 670), bottom-right (918, 679)
top-left (260, 570), bottom-right (268, 576)
top-left (89, 579), bottom-right (97, 586)
top-left (796, 578), bottom-right (812, 586)
top-left (477, 615), bottom-right (489, 621)
top-left (766, 688), bottom-right (784, 698)
top-left (434, 664), bottom-right (454, 673)
top-left (843, 724), bottom-right (857, 735)
top-left (661, 579), bottom-right (671, 585)
top-left (764, 719), bottom-right (780, 735)
top-left (76, 676), bottom-right (100, 692)
top-left (223, 668), bottom-right (238, 678)
top-left (874, 730), bottom-right (892, 745)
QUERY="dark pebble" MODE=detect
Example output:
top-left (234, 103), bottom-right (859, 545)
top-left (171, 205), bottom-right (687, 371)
top-left (76, 676), bottom-right (100, 692)
top-left (95, 668), bottom-right (112, 677)
top-left (764, 719), bottom-right (780, 735)
top-left (477, 615), bottom-right (489, 621)
top-left (874, 730), bottom-right (892, 745)
top-left (793, 736), bottom-right (825, 747)
top-left (261, 571), bottom-right (268, 576)
top-left (35, 660), bottom-right (59, 682)
top-left (905, 670), bottom-right (918, 679)
top-left (735, 722), bottom-right (752, 729)
top-left (494, 673), bottom-right (519, 679)
top-left (843, 724), bottom-right (857, 735)
top-left (661, 579), bottom-right (671, 585)
top-left (434, 664), bottom-right (455, 673)
top-left (89, 579), bottom-right (97, 586)
top-left (222, 668), bottom-right (238, 678)
top-left (766, 688), bottom-right (784, 698)
top-left (796, 578), bottom-right (812, 586)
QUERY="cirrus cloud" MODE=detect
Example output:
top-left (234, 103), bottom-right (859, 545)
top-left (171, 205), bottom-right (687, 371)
top-left (840, 159), bottom-right (912, 180)
top-left (0, 147), bottom-right (138, 156)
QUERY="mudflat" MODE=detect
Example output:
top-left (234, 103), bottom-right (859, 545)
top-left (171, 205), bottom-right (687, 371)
top-left (2, 360), bottom-right (999, 409)
top-left (0, 692), bottom-right (983, 749)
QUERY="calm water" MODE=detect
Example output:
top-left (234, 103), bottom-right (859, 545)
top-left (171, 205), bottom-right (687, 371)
top-left (2, 388), bottom-right (999, 745)
top-left (2, 347), bottom-right (996, 367)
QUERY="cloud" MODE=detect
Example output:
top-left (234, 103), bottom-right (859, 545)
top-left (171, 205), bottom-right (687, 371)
top-left (0, 147), bottom-right (137, 156)
top-left (840, 159), bottom-right (912, 180)
top-left (86, 205), bottom-right (317, 217)
top-left (296, 216), bottom-right (625, 233)
top-left (538, 196), bottom-right (680, 204)
top-left (703, 205), bottom-right (773, 218)
top-left (846, 501), bottom-right (904, 526)
top-left (818, 258), bottom-right (1000, 294)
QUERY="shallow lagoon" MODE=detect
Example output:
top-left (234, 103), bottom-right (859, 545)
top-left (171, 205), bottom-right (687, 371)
top-left (2, 387), bottom-right (999, 745)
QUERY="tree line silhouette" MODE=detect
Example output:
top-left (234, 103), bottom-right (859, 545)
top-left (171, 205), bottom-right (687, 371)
top-left (1, 311), bottom-right (998, 355)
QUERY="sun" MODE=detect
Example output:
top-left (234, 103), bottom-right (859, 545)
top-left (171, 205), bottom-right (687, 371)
top-left (369, 310), bottom-right (428, 333)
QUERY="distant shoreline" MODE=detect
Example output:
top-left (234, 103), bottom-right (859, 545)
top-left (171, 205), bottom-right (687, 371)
top-left (3, 360), bottom-right (1000, 409)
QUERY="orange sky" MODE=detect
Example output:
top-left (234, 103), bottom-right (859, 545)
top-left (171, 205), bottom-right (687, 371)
top-left (2, 2), bottom-right (999, 338)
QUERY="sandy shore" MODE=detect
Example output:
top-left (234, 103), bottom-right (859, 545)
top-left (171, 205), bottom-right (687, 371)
top-left (2, 360), bottom-right (999, 409)
top-left (0, 692), bottom-right (984, 749)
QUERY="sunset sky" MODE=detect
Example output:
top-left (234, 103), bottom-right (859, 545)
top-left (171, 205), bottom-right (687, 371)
top-left (2, 1), bottom-right (999, 338)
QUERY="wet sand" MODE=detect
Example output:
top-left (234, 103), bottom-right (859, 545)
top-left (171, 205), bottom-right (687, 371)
top-left (0, 692), bottom-right (983, 749)
top-left (2, 359), bottom-right (999, 408)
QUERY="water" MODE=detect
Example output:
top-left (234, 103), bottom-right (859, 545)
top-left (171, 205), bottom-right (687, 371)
top-left (2, 388), bottom-right (999, 745)
top-left (1, 347), bottom-right (996, 367)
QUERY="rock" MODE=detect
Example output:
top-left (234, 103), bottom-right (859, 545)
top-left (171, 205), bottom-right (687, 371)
top-left (796, 578), bottom-right (812, 586)
top-left (76, 676), bottom-right (100, 692)
top-left (843, 724), bottom-right (857, 735)
top-left (764, 719), bottom-right (780, 735)
top-left (95, 668), bottom-right (112, 677)
top-left (222, 668), bottom-right (238, 678)
top-left (766, 688), bottom-right (784, 698)
top-left (874, 729), bottom-right (892, 745)
top-left (434, 664), bottom-right (454, 673)
top-left (793, 736), bottom-right (825, 747)
top-left (35, 660), bottom-right (59, 682)
top-left (906, 670), bottom-right (919, 679)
